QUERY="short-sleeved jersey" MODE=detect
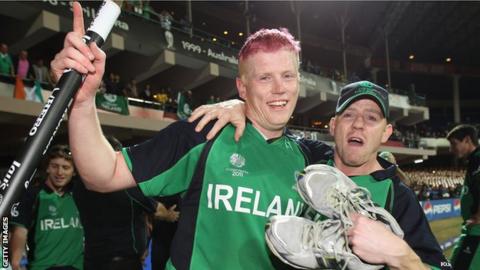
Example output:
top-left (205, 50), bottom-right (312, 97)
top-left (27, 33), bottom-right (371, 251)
top-left (10, 183), bottom-right (83, 270)
top-left (122, 121), bottom-right (331, 270)
top-left (461, 147), bottom-right (480, 235)
top-left (314, 157), bottom-right (448, 269)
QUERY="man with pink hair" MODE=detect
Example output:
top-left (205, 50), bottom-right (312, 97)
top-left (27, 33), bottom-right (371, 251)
top-left (50, 2), bottom-right (330, 269)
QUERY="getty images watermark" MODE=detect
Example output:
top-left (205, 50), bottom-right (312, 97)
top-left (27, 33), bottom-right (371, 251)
top-left (1, 216), bottom-right (8, 267)
top-left (441, 261), bottom-right (452, 268)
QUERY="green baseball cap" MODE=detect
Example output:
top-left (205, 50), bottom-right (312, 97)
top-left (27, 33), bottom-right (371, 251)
top-left (335, 81), bottom-right (389, 118)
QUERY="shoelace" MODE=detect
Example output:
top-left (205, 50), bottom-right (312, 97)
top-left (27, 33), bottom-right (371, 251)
top-left (327, 184), bottom-right (378, 228)
top-left (301, 220), bottom-right (351, 270)
top-left (296, 169), bottom-right (378, 224)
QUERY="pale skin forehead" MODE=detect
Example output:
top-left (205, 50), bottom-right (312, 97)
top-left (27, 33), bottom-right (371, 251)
top-left (238, 48), bottom-right (300, 79)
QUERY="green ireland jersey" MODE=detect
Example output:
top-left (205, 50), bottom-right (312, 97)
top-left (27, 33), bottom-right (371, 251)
top-left (122, 121), bottom-right (331, 270)
top-left (10, 184), bottom-right (83, 270)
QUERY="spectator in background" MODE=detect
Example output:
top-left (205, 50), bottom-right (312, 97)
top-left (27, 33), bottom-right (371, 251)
top-left (429, 186), bottom-right (440, 200)
top-left (15, 50), bottom-right (32, 79)
top-left (412, 182), bottom-right (421, 198)
top-left (106, 73), bottom-right (125, 96)
top-left (115, 74), bottom-right (124, 96)
top-left (425, 185), bottom-right (433, 200)
top-left (447, 124), bottom-right (480, 270)
top-left (419, 184), bottom-right (430, 201)
top-left (165, 96), bottom-right (176, 113)
top-left (32, 59), bottom-right (51, 85)
top-left (10, 145), bottom-right (83, 270)
top-left (159, 10), bottom-right (174, 48)
top-left (121, 0), bottom-right (135, 13)
top-left (131, 1), bottom-right (144, 17)
top-left (187, 90), bottom-right (197, 109)
top-left (124, 79), bottom-right (139, 98)
top-left (206, 95), bottom-right (215, 105)
top-left (141, 0), bottom-right (159, 21)
top-left (105, 72), bottom-right (119, 95)
top-left (140, 84), bottom-right (153, 101)
top-left (439, 184), bottom-right (450, 198)
top-left (154, 88), bottom-right (168, 105)
top-left (0, 43), bottom-right (14, 77)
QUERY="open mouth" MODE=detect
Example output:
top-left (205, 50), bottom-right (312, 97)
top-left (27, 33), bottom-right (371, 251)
top-left (267, 100), bottom-right (288, 109)
top-left (347, 137), bottom-right (364, 146)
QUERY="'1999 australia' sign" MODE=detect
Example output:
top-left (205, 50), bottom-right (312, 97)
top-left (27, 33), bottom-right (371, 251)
top-left (181, 41), bottom-right (238, 65)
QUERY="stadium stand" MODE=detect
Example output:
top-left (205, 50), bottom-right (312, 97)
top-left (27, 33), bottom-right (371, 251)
top-left (2, 0), bottom-right (480, 267)
top-left (404, 168), bottom-right (464, 201)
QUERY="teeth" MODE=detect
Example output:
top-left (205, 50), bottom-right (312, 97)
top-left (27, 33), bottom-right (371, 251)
top-left (268, 101), bottom-right (287, 106)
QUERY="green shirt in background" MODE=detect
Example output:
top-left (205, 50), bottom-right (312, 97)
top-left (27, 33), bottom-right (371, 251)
top-left (10, 184), bottom-right (83, 270)
top-left (0, 53), bottom-right (13, 76)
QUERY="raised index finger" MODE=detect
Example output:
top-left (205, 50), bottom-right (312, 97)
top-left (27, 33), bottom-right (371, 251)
top-left (72, 1), bottom-right (85, 35)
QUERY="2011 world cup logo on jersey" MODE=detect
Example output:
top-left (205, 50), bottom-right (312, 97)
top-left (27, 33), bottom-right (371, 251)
top-left (48, 205), bottom-right (58, 217)
top-left (225, 153), bottom-right (249, 177)
top-left (10, 202), bottom-right (19, 217)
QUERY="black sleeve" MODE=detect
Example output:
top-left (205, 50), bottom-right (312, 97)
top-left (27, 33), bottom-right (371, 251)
top-left (10, 185), bottom-right (41, 229)
top-left (125, 186), bottom-right (158, 214)
top-left (125, 119), bottom-right (214, 183)
top-left (297, 138), bottom-right (333, 165)
top-left (392, 181), bottom-right (449, 268)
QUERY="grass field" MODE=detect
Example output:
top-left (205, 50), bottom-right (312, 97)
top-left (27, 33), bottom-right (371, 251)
top-left (429, 216), bottom-right (463, 258)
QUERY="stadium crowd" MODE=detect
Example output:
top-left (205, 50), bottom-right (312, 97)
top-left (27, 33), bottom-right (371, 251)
top-left (405, 168), bottom-right (464, 201)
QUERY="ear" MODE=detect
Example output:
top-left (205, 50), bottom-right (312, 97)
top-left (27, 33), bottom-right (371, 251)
top-left (329, 117), bottom-right (336, 136)
top-left (463, 136), bottom-right (472, 145)
top-left (381, 123), bottom-right (393, 143)
top-left (236, 77), bottom-right (247, 100)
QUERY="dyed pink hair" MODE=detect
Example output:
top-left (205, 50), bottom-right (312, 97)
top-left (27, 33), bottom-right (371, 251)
top-left (238, 28), bottom-right (301, 61)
